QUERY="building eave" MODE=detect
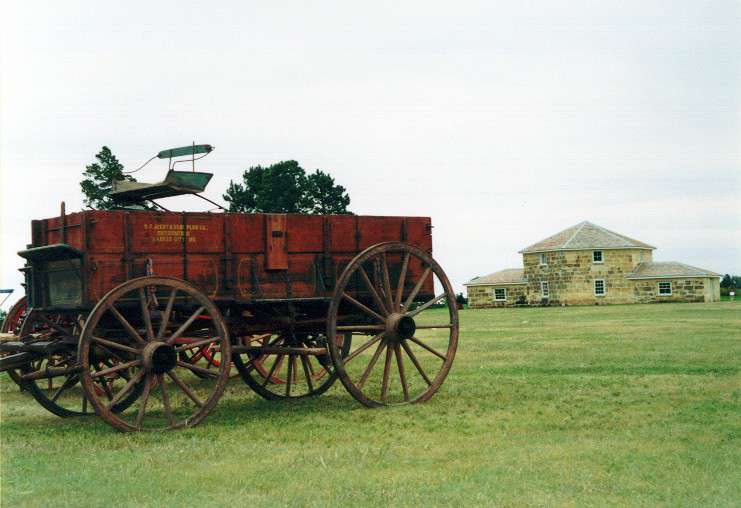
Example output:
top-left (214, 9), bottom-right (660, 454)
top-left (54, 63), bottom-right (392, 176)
top-left (518, 246), bottom-right (656, 254)
top-left (464, 281), bottom-right (528, 287)
top-left (625, 274), bottom-right (721, 280)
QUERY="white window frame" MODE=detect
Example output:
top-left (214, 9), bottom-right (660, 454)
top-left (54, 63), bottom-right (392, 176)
top-left (658, 281), bottom-right (672, 296)
top-left (540, 281), bottom-right (549, 298)
top-left (539, 253), bottom-right (548, 266)
top-left (594, 279), bottom-right (606, 296)
top-left (493, 288), bottom-right (507, 301)
top-left (592, 250), bottom-right (603, 264)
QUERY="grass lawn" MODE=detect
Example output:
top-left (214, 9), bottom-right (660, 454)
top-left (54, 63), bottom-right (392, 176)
top-left (1, 302), bottom-right (739, 507)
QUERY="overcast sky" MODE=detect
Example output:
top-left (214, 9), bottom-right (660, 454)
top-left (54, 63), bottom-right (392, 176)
top-left (1, 1), bottom-right (739, 300)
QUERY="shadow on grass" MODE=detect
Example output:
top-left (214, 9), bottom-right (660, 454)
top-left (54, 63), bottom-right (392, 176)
top-left (0, 390), bottom-right (367, 437)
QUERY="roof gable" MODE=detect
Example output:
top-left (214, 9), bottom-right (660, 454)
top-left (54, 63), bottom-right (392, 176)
top-left (519, 221), bottom-right (655, 253)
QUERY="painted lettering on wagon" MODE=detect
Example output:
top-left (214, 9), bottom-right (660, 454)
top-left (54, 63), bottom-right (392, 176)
top-left (143, 223), bottom-right (208, 243)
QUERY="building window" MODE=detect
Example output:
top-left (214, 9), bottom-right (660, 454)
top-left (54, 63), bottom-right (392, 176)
top-left (493, 288), bottom-right (507, 301)
top-left (594, 279), bottom-right (606, 296)
top-left (593, 250), bottom-right (603, 263)
top-left (540, 281), bottom-right (549, 298)
top-left (658, 282), bottom-right (672, 296)
top-left (539, 253), bottom-right (548, 266)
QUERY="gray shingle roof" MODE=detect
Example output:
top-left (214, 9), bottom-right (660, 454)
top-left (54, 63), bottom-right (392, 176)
top-left (519, 221), bottom-right (655, 253)
top-left (626, 261), bottom-right (720, 279)
top-left (464, 268), bottom-right (527, 286)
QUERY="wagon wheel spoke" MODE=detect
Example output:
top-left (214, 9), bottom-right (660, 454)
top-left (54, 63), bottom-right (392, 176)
top-left (109, 306), bottom-right (146, 345)
top-left (92, 365), bottom-right (115, 401)
top-left (299, 355), bottom-right (314, 392)
top-left (174, 337), bottom-right (220, 352)
top-left (139, 288), bottom-right (155, 341)
top-left (240, 334), bottom-right (282, 373)
top-left (107, 370), bottom-right (145, 409)
top-left (158, 374), bottom-right (175, 427)
top-left (359, 267), bottom-right (390, 316)
top-left (135, 375), bottom-right (152, 429)
top-left (167, 306), bottom-right (206, 345)
top-left (380, 345), bottom-right (393, 401)
top-left (306, 355), bottom-right (317, 376)
top-left (301, 355), bottom-right (315, 392)
top-left (50, 375), bottom-right (79, 403)
top-left (408, 336), bottom-right (447, 361)
top-left (402, 267), bottom-right (431, 311)
top-left (157, 288), bottom-right (178, 339)
top-left (337, 325), bottom-right (385, 332)
top-left (343, 333), bottom-right (384, 364)
top-left (342, 293), bottom-right (385, 323)
top-left (380, 254), bottom-right (395, 314)
top-left (92, 336), bottom-right (140, 355)
top-left (394, 343), bottom-right (410, 401)
top-left (394, 252), bottom-right (410, 311)
top-left (91, 359), bottom-right (141, 379)
top-left (285, 355), bottom-right (295, 396)
top-left (358, 338), bottom-right (387, 389)
top-left (401, 340), bottom-right (432, 386)
top-left (407, 294), bottom-right (446, 318)
top-left (176, 360), bottom-right (219, 378)
top-left (261, 354), bottom-right (285, 388)
top-left (167, 371), bottom-right (204, 407)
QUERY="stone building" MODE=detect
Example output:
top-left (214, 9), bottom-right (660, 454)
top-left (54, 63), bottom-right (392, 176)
top-left (465, 221), bottom-right (720, 308)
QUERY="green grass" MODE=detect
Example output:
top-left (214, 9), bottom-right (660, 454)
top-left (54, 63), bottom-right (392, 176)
top-left (2, 302), bottom-right (740, 507)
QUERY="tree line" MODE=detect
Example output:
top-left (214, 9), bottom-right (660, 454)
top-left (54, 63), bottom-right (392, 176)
top-left (720, 274), bottom-right (740, 294)
top-left (81, 147), bottom-right (351, 214)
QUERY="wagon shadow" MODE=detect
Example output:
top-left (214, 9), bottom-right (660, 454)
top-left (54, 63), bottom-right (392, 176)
top-left (0, 396), bottom-right (362, 438)
top-left (204, 392), bottom-right (363, 428)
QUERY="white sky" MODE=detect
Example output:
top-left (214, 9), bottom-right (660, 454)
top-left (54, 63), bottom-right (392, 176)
top-left (1, 1), bottom-right (740, 301)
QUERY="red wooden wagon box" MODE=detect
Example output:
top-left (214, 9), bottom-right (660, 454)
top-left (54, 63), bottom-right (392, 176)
top-left (23, 210), bottom-right (433, 308)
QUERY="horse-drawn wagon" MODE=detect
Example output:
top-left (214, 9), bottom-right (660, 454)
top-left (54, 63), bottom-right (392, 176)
top-left (0, 147), bottom-right (459, 432)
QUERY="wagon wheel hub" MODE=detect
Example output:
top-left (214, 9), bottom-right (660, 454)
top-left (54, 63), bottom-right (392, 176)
top-left (385, 313), bottom-right (416, 342)
top-left (142, 342), bottom-right (177, 374)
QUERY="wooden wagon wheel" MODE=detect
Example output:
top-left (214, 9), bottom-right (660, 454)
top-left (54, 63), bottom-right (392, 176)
top-left (232, 331), bottom-right (351, 400)
top-left (78, 276), bottom-right (231, 432)
top-left (1, 296), bottom-right (28, 385)
top-left (14, 309), bottom-right (142, 417)
top-left (327, 242), bottom-right (458, 407)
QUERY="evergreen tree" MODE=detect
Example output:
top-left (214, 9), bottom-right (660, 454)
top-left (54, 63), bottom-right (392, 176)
top-left (80, 146), bottom-right (135, 209)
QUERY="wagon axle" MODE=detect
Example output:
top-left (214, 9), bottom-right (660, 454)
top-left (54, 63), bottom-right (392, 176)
top-left (142, 342), bottom-right (178, 374)
top-left (385, 313), bottom-right (417, 342)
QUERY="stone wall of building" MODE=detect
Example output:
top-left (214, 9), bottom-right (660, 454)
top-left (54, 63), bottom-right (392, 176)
top-left (632, 277), bottom-right (719, 303)
top-left (522, 249), bottom-right (653, 305)
top-left (467, 284), bottom-right (528, 308)
top-left (705, 277), bottom-right (721, 302)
